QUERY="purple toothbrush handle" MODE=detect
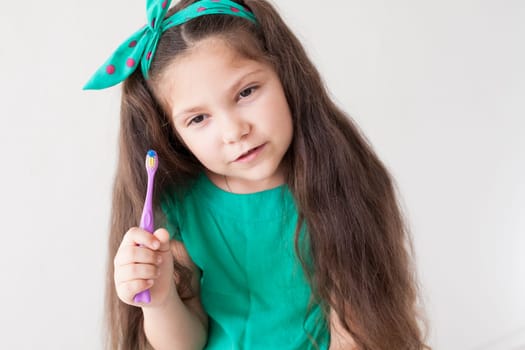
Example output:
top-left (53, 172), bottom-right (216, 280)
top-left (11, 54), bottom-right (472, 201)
top-left (133, 173), bottom-right (155, 303)
top-left (134, 289), bottom-right (151, 303)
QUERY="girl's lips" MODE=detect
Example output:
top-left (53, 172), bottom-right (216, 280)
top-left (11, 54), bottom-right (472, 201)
top-left (234, 143), bottom-right (266, 163)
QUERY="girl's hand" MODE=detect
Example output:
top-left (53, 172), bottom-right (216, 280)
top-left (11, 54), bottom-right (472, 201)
top-left (113, 227), bottom-right (177, 308)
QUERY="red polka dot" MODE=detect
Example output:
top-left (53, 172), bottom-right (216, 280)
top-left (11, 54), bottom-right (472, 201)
top-left (128, 40), bottom-right (137, 48)
top-left (106, 64), bottom-right (115, 75)
top-left (146, 52), bottom-right (152, 60)
top-left (197, 6), bottom-right (207, 12)
top-left (151, 18), bottom-right (156, 28)
top-left (162, 0), bottom-right (167, 8)
top-left (211, 0), bottom-right (220, 2)
top-left (126, 58), bottom-right (135, 67)
top-left (230, 6), bottom-right (239, 13)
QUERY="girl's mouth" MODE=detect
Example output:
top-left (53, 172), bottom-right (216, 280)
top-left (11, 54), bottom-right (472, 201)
top-left (234, 143), bottom-right (266, 162)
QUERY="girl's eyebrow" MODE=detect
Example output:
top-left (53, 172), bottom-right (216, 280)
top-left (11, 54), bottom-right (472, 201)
top-left (172, 68), bottom-right (265, 119)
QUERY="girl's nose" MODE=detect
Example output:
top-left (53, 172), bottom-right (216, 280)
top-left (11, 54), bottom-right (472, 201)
top-left (221, 115), bottom-right (251, 144)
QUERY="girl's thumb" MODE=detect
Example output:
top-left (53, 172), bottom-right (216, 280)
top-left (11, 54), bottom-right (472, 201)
top-left (153, 228), bottom-right (170, 251)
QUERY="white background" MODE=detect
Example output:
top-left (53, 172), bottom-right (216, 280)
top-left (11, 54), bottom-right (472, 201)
top-left (0, 0), bottom-right (524, 349)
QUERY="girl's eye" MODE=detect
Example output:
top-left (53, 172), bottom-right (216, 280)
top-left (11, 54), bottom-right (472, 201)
top-left (239, 86), bottom-right (257, 99)
top-left (188, 114), bottom-right (206, 126)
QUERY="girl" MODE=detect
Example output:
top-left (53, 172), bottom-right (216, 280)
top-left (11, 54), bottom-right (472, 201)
top-left (85, 0), bottom-right (430, 349)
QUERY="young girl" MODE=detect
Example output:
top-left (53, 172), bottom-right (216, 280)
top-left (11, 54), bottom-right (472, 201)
top-left (85, 0), bottom-right (430, 349)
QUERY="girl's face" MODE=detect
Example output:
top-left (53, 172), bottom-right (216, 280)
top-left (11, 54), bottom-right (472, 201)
top-left (157, 37), bottom-right (293, 193)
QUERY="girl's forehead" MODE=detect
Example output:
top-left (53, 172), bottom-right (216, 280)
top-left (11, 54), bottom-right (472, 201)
top-left (172, 36), bottom-right (257, 69)
top-left (156, 38), bottom-right (275, 115)
top-left (159, 38), bottom-right (270, 90)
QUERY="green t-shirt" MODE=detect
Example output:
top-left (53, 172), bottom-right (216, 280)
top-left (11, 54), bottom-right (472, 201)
top-left (161, 173), bottom-right (330, 350)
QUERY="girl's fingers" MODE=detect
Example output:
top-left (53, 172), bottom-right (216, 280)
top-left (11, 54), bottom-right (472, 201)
top-left (153, 228), bottom-right (171, 252)
top-left (115, 263), bottom-right (160, 284)
top-left (117, 279), bottom-right (154, 304)
top-left (121, 227), bottom-right (162, 251)
top-left (113, 227), bottom-right (176, 306)
top-left (114, 245), bottom-right (162, 267)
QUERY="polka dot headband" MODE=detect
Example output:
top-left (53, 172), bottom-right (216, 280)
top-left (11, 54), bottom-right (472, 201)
top-left (83, 0), bottom-right (257, 90)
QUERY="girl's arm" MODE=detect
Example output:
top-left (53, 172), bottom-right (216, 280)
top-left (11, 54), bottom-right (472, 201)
top-left (142, 240), bottom-right (208, 350)
top-left (329, 307), bottom-right (357, 350)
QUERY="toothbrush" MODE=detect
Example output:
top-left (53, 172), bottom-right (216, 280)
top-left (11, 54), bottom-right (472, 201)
top-left (134, 149), bottom-right (159, 304)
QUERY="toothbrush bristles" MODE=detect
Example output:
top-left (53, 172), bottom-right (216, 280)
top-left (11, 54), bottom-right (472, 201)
top-left (145, 149), bottom-right (158, 170)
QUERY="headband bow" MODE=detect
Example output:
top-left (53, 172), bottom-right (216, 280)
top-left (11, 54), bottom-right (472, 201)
top-left (83, 0), bottom-right (256, 90)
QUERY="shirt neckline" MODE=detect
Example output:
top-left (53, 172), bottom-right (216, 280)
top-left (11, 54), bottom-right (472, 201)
top-left (194, 172), bottom-right (296, 220)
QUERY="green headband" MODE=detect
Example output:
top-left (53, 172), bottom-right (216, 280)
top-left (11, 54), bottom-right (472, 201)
top-left (83, 0), bottom-right (257, 90)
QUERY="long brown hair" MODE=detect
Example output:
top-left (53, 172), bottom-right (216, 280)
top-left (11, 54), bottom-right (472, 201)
top-left (104, 0), bottom-right (430, 349)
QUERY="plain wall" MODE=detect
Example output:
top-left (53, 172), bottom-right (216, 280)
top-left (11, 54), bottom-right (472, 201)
top-left (0, 0), bottom-right (523, 349)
